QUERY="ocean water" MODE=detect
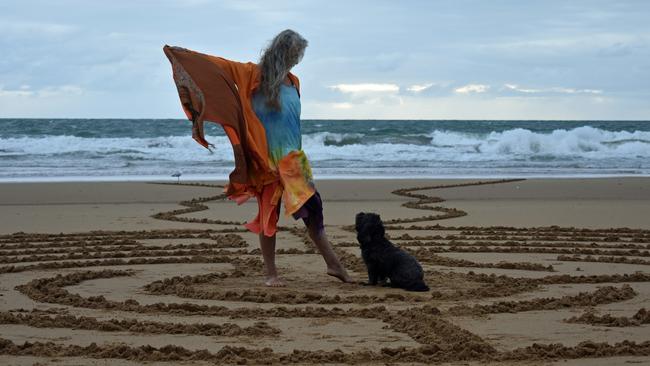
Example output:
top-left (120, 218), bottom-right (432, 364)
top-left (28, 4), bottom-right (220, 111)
top-left (1, 119), bottom-right (649, 181)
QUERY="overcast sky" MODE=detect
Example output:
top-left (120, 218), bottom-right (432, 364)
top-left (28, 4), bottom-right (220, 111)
top-left (1, 0), bottom-right (649, 120)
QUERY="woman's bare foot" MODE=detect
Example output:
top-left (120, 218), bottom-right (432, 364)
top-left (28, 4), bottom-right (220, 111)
top-left (265, 276), bottom-right (287, 287)
top-left (327, 266), bottom-right (354, 283)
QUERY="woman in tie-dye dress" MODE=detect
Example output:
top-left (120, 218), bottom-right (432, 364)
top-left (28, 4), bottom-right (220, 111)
top-left (247, 30), bottom-right (352, 286)
top-left (164, 30), bottom-right (352, 287)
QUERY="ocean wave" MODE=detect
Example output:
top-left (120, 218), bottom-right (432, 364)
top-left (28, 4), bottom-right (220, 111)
top-left (1, 126), bottom-right (650, 180)
top-left (304, 132), bottom-right (365, 147)
top-left (428, 126), bottom-right (650, 158)
top-left (1, 127), bottom-right (649, 164)
top-left (0, 135), bottom-right (236, 162)
top-left (298, 127), bottom-right (650, 161)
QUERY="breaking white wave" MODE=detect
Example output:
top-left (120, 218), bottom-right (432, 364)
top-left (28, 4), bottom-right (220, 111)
top-left (1, 125), bottom-right (649, 180)
top-left (428, 126), bottom-right (650, 159)
top-left (0, 135), bottom-right (235, 162)
top-left (301, 127), bottom-right (650, 162)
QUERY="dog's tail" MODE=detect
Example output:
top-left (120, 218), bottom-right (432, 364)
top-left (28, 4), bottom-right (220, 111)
top-left (407, 282), bottom-right (430, 292)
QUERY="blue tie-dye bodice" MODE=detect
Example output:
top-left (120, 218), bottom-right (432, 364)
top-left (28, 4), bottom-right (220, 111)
top-left (252, 83), bottom-right (302, 167)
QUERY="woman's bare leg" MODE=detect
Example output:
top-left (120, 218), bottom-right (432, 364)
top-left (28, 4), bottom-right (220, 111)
top-left (259, 233), bottom-right (286, 287)
top-left (307, 225), bottom-right (353, 283)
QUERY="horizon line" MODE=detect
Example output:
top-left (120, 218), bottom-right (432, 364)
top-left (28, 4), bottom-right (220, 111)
top-left (1, 118), bottom-right (649, 122)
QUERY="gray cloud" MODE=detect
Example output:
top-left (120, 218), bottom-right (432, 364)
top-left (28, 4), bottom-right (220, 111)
top-left (1, 0), bottom-right (649, 119)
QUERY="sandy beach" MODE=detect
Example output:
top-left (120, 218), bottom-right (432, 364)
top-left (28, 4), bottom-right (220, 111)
top-left (1, 177), bottom-right (649, 365)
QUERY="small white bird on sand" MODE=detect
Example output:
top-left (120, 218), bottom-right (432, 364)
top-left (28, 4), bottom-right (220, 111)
top-left (171, 171), bottom-right (182, 182)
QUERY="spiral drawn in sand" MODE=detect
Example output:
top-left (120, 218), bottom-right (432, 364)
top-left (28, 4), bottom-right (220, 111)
top-left (1, 179), bottom-right (649, 364)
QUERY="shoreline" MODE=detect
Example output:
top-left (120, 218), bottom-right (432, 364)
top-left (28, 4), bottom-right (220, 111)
top-left (2, 173), bottom-right (650, 183)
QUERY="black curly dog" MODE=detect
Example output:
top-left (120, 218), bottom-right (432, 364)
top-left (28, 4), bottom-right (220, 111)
top-left (355, 212), bottom-right (429, 292)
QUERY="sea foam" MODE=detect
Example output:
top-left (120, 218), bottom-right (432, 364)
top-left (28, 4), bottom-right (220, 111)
top-left (1, 122), bottom-right (649, 180)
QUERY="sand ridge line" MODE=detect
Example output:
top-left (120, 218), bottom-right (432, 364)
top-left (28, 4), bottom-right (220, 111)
top-left (430, 240), bottom-right (650, 250)
top-left (425, 245), bottom-right (650, 257)
top-left (14, 269), bottom-right (393, 319)
top-left (389, 236), bottom-right (650, 248)
top-left (3, 179), bottom-right (650, 364)
top-left (447, 270), bottom-right (650, 298)
top-left (426, 271), bottom-right (650, 301)
top-left (0, 228), bottom-right (248, 242)
top-left (498, 340), bottom-right (650, 360)
top-left (282, 226), bottom-right (318, 253)
top-left (12, 267), bottom-right (508, 361)
top-left (8, 222), bottom-right (650, 240)
top-left (1, 337), bottom-right (650, 363)
top-left (0, 239), bottom-right (140, 250)
top-left (147, 182), bottom-right (245, 225)
top-left (142, 257), bottom-right (429, 305)
top-left (145, 262), bottom-right (540, 305)
top-left (557, 254), bottom-right (650, 265)
top-left (146, 280), bottom-right (426, 305)
top-left (386, 179), bottom-right (526, 225)
top-left (389, 232), bottom-right (650, 243)
top-left (448, 285), bottom-right (637, 316)
top-left (335, 241), bottom-right (555, 271)
top-left (144, 263), bottom-right (650, 304)
top-left (338, 238), bottom-right (650, 250)
top-left (0, 248), bottom-right (250, 264)
top-left (0, 309), bottom-right (280, 337)
top-left (411, 249), bottom-right (555, 272)
top-left (7, 272), bottom-right (648, 365)
top-left (385, 223), bottom-right (650, 233)
top-left (0, 255), bottom-right (239, 274)
top-left (340, 237), bottom-right (650, 269)
top-left (375, 243), bottom-right (650, 258)
top-left (479, 271), bottom-right (650, 285)
top-left (457, 230), bottom-right (650, 241)
top-left (0, 240), bottom-right (249, 257)
top-left (0, 233), bottom-right (247, 251)
top-left (338, 179), bottom-right (528, 233)
top-left (0, 244), bottom-right (143, 255)
top-left (425, 271), bottom-right (540, 301)
top-left (564, 308), bottom-right (650, 327)
top-left (335, 239), bottom-right (650, 249)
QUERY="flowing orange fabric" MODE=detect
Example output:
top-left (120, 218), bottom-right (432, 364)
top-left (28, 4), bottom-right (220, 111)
top-left (244, 151), bottom-right (316, 237)
top-left (163, 45), bottom-right (311, 236)
top-left (278, 150), bottom-right (315, 214)
top-left (244, 180), bottom-right (283, 237)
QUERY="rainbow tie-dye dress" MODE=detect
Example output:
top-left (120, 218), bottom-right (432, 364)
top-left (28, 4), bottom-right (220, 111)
top-left (250, 82), bottom-right (315, 217)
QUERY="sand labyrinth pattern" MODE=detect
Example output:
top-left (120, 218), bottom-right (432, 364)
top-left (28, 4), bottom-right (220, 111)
top-left (1, 180), bottom-right (649, 364)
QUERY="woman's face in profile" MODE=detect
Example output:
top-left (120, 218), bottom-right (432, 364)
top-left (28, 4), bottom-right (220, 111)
top-left (288, 47), bottom-right (305, 68)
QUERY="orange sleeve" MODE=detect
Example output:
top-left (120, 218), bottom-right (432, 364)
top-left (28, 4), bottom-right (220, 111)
top-left (205, 55), bottom-right (257, 88)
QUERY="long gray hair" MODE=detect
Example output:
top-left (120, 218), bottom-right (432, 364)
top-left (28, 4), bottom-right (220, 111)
top-left (258, 29), bottom-right (308, 111)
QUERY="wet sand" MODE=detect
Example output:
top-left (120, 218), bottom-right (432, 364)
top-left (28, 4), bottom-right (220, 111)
top-left (1, 178), bottom-right (649, 365)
